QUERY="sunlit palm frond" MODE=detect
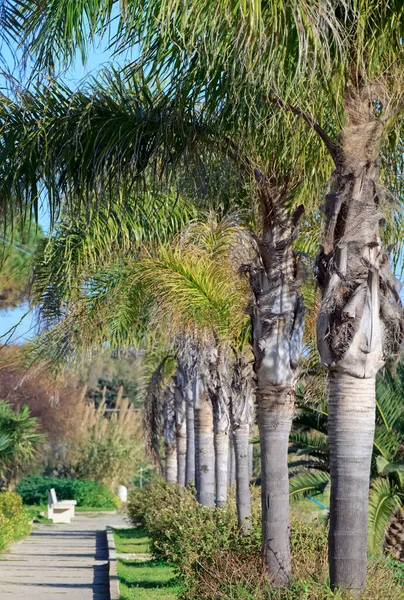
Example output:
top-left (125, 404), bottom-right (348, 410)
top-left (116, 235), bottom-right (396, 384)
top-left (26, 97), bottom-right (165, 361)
top-left (289, 470), bottom-right (330, 501)
top-left (368, 478), bottom-right (403, 555)
top-left (139, 242), bottom-right (249, 343)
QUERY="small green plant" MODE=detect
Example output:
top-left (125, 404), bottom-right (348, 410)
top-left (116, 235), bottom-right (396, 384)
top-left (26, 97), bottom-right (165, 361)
top-left (16, 476), bottom-right (119, 508)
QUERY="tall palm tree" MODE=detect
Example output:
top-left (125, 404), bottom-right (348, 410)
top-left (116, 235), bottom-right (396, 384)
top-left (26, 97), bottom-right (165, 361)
top-left (4, 3), bottom-right (404, 589)
top-left (0, 70), bottom-right (330, 584)
top-left (28, 200), bottom-right (254, 510)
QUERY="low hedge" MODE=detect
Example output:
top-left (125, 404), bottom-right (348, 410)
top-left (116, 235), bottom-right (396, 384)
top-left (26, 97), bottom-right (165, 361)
top-left (0, 492), bottom-right (31, 551)
top-left (127, 480), bottom-right (404, 600)
top-left (16, 476), bottom-right (119, 508)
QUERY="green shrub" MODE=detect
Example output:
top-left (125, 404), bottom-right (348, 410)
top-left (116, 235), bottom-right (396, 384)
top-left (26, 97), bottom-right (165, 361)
top-left (16, 476), bottom-right (119, 508)
top-left (128, 480), bottom-right (261, 593)
top-left (127, 481), bottom-right (404, 600)
top-left (0, 492), bottom-right (31, 551)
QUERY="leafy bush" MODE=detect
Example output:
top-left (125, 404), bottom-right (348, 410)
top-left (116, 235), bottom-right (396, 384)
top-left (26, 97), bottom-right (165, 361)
top-left (0, 492), bottom-right (31, 551)
top-left (16, 476), bottom-right (119, 508)
top-left (127, 480), bottom-right (404, 600)
top-left (128, 480), bottom-right (261, 591)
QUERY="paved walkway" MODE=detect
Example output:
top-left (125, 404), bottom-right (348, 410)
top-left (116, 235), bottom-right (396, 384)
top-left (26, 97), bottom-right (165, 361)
top-left (0, 513), bottom-right (127, 599)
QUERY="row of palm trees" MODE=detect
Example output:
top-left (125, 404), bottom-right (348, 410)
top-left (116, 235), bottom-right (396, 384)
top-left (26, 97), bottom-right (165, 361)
top-left (0, 1), bottom-right (402, 593)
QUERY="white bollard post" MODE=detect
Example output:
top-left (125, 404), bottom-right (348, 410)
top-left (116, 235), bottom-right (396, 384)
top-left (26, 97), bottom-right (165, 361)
top-left (118, 485), bottom-right (128, 503)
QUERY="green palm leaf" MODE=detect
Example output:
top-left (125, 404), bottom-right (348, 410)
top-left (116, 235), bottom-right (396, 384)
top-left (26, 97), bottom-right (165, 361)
top-left (368, 478), bottom-right (403, 555)
top-left (289, 471), bottom-right (330, 501)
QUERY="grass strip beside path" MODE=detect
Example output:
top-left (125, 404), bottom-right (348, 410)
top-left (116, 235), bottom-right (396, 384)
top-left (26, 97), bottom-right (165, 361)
top-left (113, 527), bottom-right (181, 600)
top-left (113, 527), bottom-right (150, 554)
top-left (118, 559), bottom-right (180, 600)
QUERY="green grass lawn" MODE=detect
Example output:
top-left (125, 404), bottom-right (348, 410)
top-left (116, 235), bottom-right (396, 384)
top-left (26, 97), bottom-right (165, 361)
top-left (113, 527), bottom-right (150, 554)
top-left (118, 559), bottom-right (180, 600)
top-left (113, 527), bottom-right (180, 599)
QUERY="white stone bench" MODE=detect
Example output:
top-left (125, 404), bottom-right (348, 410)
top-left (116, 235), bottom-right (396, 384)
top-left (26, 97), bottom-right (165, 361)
top-left (47, 488), bottom-right (77, 524)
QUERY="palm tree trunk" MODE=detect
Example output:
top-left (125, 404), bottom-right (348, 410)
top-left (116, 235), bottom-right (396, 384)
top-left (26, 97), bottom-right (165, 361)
top-left (176, 417), bottom-right (187, 486)
top-left (233, 423), bottom-right (251, 532)
top-left (175, 381), bottom-right (187, 486)
top-left (195, 383), bottom-right (215, 506)
top-left (228, 434), bottom-right (236, 487)
top-left (185, 386), bottom-right (195, 485)
top-left (214, 430), bottom-right (229, 508)
top-left (328, 373), bottom-right (376, 591)
top-left (193, 377), bottom-right (201, 493)
top-left (164, 383), bottom-right (177, 485)
top-left (248, 426), bottom-right (254, 480)
top-left (165, 442), bottom-right (178, 484)
top-left (257, 389), bottom-right (294, 586)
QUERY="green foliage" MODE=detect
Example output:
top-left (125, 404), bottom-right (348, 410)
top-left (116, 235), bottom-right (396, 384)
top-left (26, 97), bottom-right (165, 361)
top-left (0, 491), bottom-right (31, 551)
top-left (127, 481), bottom-right (404, 599)
top-left (127, 480), bottom-right (260, 594)
top-left (15, 476), bottom-right (119, 508)
top-left (0, 401), bottom-right (46, 488)
top-left (0, 220), bottom-right (43, 310)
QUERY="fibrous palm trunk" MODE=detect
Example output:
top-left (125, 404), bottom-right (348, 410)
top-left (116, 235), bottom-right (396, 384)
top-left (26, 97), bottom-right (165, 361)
top-left (248, 186), bottom-right (305, 585)
top-left (316, 84), bottom-right (403, 592)
top-left (384, 509), bottom-right (404, 562)
top-left (195, 375), bottom-right (215, 506)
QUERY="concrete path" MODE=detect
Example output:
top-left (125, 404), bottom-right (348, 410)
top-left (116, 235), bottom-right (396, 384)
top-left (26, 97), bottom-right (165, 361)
top-left (0, 513), bottom-right (127, 599)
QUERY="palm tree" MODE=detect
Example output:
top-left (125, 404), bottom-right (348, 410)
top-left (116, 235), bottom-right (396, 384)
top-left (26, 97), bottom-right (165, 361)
top-left (0, 71), bottom-right (330, 583)
top-left (0, 401), bottom-right (46, 490)
top-left (27, 199), bottom-right (254, 510)
top-left (4, 3), bottom-right (404, 589)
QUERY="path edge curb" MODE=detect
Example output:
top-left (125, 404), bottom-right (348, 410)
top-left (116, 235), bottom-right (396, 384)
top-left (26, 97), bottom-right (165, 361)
top-left (106, 525), bottom-right (119, 600)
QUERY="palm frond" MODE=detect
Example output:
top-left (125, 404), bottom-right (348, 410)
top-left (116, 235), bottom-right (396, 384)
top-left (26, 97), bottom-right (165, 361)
top-left (289, 431), bottom-right (329, 457)
top-left (289, 470), bottom-right (330, 501)
top-left (368, 478), bottom-right (403, 555)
